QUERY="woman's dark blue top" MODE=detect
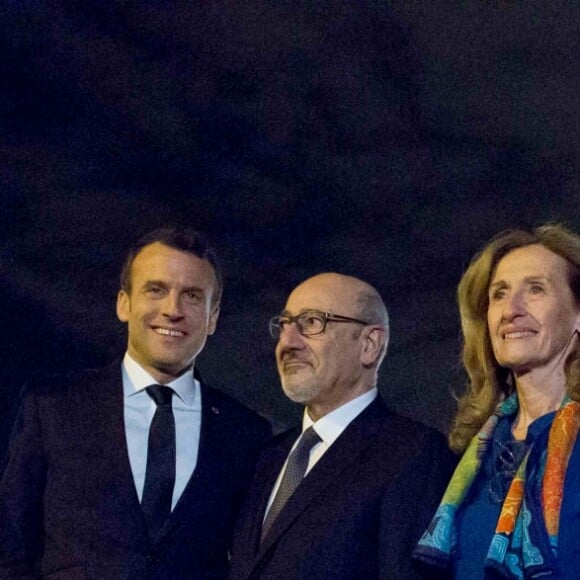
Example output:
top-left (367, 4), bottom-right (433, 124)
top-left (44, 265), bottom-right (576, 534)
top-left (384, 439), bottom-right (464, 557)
top-left (453, 412), bottom-right (580, 579)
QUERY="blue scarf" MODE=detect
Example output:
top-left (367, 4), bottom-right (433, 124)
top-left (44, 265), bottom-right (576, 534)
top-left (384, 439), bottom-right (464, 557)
top-left (413, 394), bottom-right (580, 578)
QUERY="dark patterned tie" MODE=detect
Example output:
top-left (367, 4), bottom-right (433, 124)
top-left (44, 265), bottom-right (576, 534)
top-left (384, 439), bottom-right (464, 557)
top-left (261, 426), bottom-right (321, 542)
top-left (141, 384), bottom-right (175, 539)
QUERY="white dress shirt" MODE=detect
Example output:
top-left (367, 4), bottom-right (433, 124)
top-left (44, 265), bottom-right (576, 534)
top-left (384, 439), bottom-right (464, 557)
top-left (264, 387), bottom-right (378, 519)
top-left (122, 353), bottom-right (202, 510)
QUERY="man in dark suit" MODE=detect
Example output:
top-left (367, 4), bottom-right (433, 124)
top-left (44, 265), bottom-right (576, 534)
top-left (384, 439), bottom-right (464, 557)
top-left (0, 228), bottom-right (270, 579)
top-left (230, 272), bottom-right (455, 580)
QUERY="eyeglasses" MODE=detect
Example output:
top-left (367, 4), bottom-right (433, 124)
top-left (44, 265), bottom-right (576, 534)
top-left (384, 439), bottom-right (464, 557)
top-left (488, 439), bottom-right (528, 504)
top-left (269, 309), bottom-right (369, 340)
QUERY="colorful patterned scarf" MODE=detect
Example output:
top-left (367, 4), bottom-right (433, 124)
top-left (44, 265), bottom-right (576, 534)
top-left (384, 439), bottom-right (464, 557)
top-left (413, 394), bottom-right (580, 578)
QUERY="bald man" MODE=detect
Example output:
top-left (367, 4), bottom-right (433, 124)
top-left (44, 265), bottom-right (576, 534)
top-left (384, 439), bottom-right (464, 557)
top-left (230, 273), bottom-right (455, 580)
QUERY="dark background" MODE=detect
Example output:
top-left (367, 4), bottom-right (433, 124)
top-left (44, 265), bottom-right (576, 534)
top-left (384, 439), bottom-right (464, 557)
top-left (1, 2), bottom-right (579, 451)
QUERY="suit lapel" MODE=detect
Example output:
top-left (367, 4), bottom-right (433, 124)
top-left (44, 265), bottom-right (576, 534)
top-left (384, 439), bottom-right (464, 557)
top-left (243, 429), bottom-right (299, 556)
top-left (159, 381), bottom-right (230, 540)
top-left (256, 398), bottom-right (388, 560)
top-left (79, 364), bottom-right (150, 544)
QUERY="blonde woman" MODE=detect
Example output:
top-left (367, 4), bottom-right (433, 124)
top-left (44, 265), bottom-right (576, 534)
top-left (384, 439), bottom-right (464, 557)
top-left (415, 224), bottom-right (580, 579)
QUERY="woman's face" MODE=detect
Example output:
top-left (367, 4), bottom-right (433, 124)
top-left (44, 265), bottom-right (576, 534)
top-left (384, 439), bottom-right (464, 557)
top-left (487, 244), bottom-right (580, 375)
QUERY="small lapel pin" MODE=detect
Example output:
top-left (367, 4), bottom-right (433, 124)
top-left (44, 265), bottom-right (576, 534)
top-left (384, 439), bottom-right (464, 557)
top-left (211, 406), bottom-right (220, 414)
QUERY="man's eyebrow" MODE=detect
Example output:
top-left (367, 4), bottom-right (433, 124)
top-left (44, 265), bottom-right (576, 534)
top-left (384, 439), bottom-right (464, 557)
top-left (280, 308), bottom-right (322, 317)
top-left (182, 286), bottom-right (205, 294)
top-left (142, 280), bottom-right (206, 293)
top-left (143, 279), bottom-right (168, 287)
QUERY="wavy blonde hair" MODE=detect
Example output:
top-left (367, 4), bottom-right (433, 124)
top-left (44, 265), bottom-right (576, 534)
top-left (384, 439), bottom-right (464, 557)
top-left (449, 224), bottom-right (580, 453)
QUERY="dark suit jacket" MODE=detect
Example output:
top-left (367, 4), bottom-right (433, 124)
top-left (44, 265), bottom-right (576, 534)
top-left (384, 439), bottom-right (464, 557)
top-left (0, 364), bottom-right (271, 580)
top-left (229, 397), bottom-right (455, 580)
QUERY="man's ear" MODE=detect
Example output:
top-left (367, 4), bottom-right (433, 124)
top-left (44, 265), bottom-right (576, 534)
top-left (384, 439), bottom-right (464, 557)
top-left (116, 290), bottom-right (130, 323)
top-left (360, 326), bottom-right (387, 367)
top-left (207, 303), bottom-right (220, 336)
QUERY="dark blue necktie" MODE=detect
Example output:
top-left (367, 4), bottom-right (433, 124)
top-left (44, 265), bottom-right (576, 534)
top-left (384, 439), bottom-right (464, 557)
top-left (261, 426), bottom-right (321, 542)
top-left (141, 385), bottom-right (175, 539)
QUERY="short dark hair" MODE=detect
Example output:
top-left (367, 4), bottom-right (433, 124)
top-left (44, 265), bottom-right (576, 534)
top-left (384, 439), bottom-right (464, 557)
top-left (120, 227), bottom-right (223, 304)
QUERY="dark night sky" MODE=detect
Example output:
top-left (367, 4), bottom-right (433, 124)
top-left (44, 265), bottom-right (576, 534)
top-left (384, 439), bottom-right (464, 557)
top-left (1, 2), bottom-right (579, 451)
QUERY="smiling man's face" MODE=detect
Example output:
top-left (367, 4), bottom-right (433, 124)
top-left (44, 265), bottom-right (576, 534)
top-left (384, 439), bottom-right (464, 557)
top-left (116, 242), bottom-right (219, 383)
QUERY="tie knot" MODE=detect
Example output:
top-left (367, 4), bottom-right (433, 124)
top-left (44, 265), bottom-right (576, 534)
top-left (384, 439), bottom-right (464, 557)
top-left (297, 426), bottom-right (321, 452)
top-left (146, 385), bottom-right (174, 407)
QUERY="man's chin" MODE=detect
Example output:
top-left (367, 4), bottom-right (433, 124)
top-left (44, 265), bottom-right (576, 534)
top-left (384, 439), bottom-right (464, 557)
top-left (152, 359), bottom-right (193, 380)
top-left (281, 381), bottom-right (319, 405)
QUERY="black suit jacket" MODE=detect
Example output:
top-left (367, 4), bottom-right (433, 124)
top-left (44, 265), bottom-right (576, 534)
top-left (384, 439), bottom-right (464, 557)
top-left (230, 397), bottom-right (455, 580)
top-left (0, 364), bottom-right (271, 580)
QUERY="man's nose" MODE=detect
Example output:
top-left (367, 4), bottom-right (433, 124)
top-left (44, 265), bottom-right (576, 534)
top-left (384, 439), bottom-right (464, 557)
top-left (277, 320), bottom-right (305, 348)
top-left (162, 292), bottom-right (184, 318)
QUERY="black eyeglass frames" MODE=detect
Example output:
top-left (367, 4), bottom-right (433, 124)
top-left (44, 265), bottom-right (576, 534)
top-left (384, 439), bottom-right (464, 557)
top-left (269, 309), bottom-right (370, 340)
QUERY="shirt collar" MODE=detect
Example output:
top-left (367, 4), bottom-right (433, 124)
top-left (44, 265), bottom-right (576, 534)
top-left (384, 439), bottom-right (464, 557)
top-left (302, 387), bottom-right (378, 446)
top-left (122, 352), bottom-right (200, 408)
